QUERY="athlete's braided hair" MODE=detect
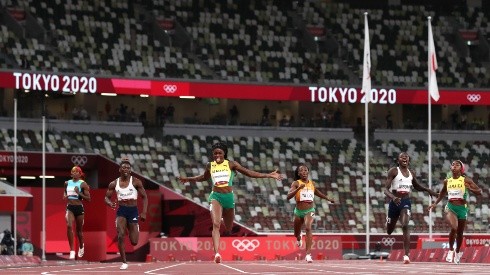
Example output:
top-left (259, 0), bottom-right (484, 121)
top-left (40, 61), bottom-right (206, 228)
top-left (294, 163), bottom-right (308, 181)
top-left (212, 142), bottom-right (228, 159)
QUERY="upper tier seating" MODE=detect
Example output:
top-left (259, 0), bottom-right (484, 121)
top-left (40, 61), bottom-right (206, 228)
top-left (3, 1), bottom-right (486, 87)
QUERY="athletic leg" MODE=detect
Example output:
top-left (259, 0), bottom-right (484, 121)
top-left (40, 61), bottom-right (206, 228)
top-left (75, 214), bottom-right (85, 249)
top-left (386, 203), bottom-right (399, 235)
top-left (116, 216), bottom-right (128, 264)
top-left (399, 209), bottom-right (411, 257)
top-left (65, 210), bottom-right (75, 251)
top-left (304, 213), bottom-right (314, 255)
top-left (210, 200), bottom-right (223, 254)
top-left (222, 208), bottom-right (234, 233)
top-left (455, 219), bottom-right (466, 253)
top-left (128, 222), bottom-right (140, 246)
top-left (294, 216), bottom-right (304, 242)
top-left (445, 211), bottom-right (458, 251)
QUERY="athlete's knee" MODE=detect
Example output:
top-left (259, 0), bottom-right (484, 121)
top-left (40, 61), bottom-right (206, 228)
top-left (223, 223), bottom-right (232, 231)
top-left (117, 232), bottom-right (125, 243)
top-left (304, 226), bottom-right (312, 234)
top-left (212, 220), bottom-right (221, 229)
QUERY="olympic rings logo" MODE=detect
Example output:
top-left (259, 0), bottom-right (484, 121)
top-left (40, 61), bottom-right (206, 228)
top-left (381, 237), bottom-right (396, 246)
top-left (466, 94), bottom-right (481, 102)
top-left (232, 239), bottom-right (260, 252)
top-left (163, 84), bottom-right (177, 93)
top-left (71, 155), bottom-right (88, 166)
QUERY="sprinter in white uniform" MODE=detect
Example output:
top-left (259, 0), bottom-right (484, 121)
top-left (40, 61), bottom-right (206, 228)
top-left (105, 157), bottom-right (147, 270)
top-left (384, 152), bottom-right (438, 264)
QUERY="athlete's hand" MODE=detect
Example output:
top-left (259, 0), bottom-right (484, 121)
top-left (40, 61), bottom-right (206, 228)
top-left (74, 186), bottom-right (80, 195)
top-left (427, 203), bottom-right (436, 212)
top-left (269, 169), bottom-right (283, 181)
top-left (298, 183), bottom-right (306, 190)
top-left (107, 201), bottom-right (117, 210)
top-left (177, 176), bottom-right (193, 184)
top-left (392, 197), bottom-right (401, 205)
top-left (140, 212), bottom-right (147, 222)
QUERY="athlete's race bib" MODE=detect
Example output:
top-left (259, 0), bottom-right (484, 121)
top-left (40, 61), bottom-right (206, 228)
top-left (299, 189), bottom-right (314, 202)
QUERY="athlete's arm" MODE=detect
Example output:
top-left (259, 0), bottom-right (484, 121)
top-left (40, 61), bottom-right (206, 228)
top-left (230, 161), bottom-right (282, 180)
top-left (383, 167), bottom-right (398, 200)
top-left (428, 179), bottom-right (448, 211)
top-left (464, 177), bottom-right (482, 195)
top-left (63, 181), bottom-right (68, 200)
top-left (177, 162), bottom-right (212, 183)
top-left (314, 188), bottom-right (334, 203)
top-left (411, 169), bottom-right (438, 197)
top-left (104, 180), bottom-right (117, 209)
top-left (134, 178), bottom-right (148, 221)
top-left (77, 182), bottom-right (91, 202)
top-left (287, 181), bottom-right (304, 201)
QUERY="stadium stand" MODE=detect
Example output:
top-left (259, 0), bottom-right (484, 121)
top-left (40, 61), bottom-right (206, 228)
top-left (1, 128), bottom-right (488, 233)
top-left (1, 0), bottom-right (487, 87)
top-left (300, 1), bottom-right (489, 88)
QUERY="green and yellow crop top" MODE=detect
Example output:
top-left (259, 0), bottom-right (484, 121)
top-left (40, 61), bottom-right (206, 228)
top-left (210, 160), bottom-right (236, 188)
top-left (447, 176), bottom-right (468, 201)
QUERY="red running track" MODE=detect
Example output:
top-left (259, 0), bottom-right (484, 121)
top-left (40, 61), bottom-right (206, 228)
top-left (2, 260), bottom-right (490, 274)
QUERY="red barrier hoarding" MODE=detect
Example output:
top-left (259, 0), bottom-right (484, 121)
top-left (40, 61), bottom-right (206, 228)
top-left (0, 151), bottom-right (96, 170)
top-left (1, 71), bottom-right (488, 105)
top-left (149, 235), bottom-right (342, 261)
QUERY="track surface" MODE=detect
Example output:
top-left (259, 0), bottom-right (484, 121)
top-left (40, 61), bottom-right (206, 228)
top-left (2, 260), bottom-right (490, 274)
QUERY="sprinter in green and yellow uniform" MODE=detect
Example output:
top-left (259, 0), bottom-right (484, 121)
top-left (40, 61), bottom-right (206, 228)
top-left (178, 142), bottom-right (283, 264)
top-left (286, 164), bottom-right (334, 263)
top-left (428, 160), bottom-right (482, 264)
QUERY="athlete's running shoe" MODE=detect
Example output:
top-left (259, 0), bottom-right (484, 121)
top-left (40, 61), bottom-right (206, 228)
top-left (445, 250), bottom-right (454, 263)
top-left (403, 255), bottom-right (410, 264)
top-left (305, 254), bottom-right (313, 263)
top-left (296, 232), bottom-right (303, 248)
top-left (78, 246), bottom-right (84, 258)
top-left (214, 253), bottom-right (222, 264)
top-left (120, 263), bottom-right (128, 270)
top-left (453, 252), bottom-right (463, 264)
top-left (69, 250), bottom-right (75, 259)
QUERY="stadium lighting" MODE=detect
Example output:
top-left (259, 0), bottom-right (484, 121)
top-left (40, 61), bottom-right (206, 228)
top-left (101, 93), bottom-right (117, 96)
top-left (38, 175), bottom-right (55, 179)
top-left (20, 176), bottom-right (36, 179)
top-left (0, 177), bottom-right (6, 180)
top-left (140, 94), bottom-right (149, 97)
top-left (179, 96), bottom-right (195, 99)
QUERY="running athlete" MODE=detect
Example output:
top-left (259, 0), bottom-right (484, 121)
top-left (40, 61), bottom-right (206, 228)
top-left (178, 142), bottom-right (283, 264)
top-left (64, 166), bottom-right (91, 259)
top-left (287, 164), bottom-right (334, 263)
top-left (105, 157), bottom-right (148, 270)
top-left (428, 160), bottom-right (482, 264)
top-left (384, 152), bottom-right (438, 264)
